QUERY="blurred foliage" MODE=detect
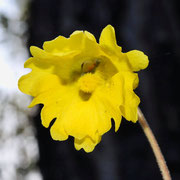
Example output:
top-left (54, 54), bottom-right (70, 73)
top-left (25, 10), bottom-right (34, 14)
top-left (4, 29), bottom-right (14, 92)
top-left (0, 15), bottom-right (8, 28)
top-left (0, 0), bottom-right (42, 180)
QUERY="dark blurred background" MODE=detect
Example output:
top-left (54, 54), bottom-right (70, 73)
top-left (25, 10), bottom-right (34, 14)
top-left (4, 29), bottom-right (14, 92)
top-left (14, 0), bottom-right (180, 179)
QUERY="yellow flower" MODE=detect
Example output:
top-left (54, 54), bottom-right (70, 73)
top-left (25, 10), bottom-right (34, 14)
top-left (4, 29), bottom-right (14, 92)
top-left (18, 25), bottom-right (149, 152)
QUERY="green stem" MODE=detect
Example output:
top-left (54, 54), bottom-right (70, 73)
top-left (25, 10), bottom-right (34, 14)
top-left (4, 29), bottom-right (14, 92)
top-left (138, 108), bottom-right (171, 180)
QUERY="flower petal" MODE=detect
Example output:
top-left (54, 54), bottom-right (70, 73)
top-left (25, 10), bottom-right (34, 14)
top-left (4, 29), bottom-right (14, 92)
top-left (30, 46), bottom-right (78, 64)
top-left (18, 66), bottom-right (61, 97)
top-left (41, 103), bottom-right (59, 128)
top-left (43, 35), bottom-right (68, 53)
top-left (84, 31), bottom-right (97, 42)
top-left (99, 25), bottom-right (116, 48)
top-left (101, 72), bottom-right (139, 123)
top-left (43, 30), bottom-right (99, 57)
top-left (99, 25), bottom-right (122, 54)
top-left (50, 117), bottom-right (69, 141)
top-left (99, 25), bottom-right (131, 72)
top-left (119, 72), bottom-right (140, 122)
top-left (62, 95), bottom-right (99, 140)
top-left (93, 92), bottom-right (122, 133)
top-left (28, 88), bottom-right (63, 107)
top-left (29, 86), bottom-right (74, 130)
top-left (74, 134), bottom-right (101, 153)
top-left (126, 50), bottom-right (149, 71)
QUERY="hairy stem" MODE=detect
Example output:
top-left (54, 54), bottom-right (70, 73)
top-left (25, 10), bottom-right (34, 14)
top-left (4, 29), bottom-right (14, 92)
top-left (138, 108), bottom-right (171, 180)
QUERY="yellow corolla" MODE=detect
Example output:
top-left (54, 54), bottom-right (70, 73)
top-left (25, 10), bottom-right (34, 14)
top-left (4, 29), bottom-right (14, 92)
top-left (18, 25), bottom-right (149, 152)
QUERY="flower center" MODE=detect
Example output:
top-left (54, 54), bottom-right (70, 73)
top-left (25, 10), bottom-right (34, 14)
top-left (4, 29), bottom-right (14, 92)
top-left (81, 59), bottom-right (100, 74)
top-left (78, 73), bottom-right (102, 93)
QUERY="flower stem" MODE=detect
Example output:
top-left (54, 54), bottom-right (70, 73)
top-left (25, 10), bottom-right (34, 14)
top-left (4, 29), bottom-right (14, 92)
top-left (138, 107), bottom-right (171, 180)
